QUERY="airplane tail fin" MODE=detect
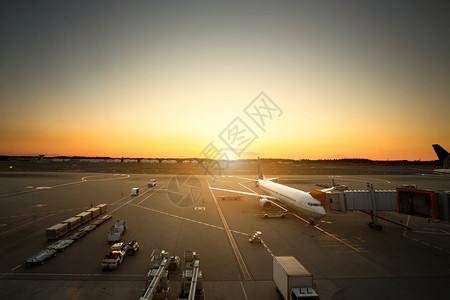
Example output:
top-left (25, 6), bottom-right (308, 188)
top-left (432, 144), bottom-right (450, 168)
top-left (258, 157), bottom-right (266, 180)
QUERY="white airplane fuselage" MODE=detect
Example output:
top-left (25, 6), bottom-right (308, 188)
top-left (434, 169), bottom-right (450, 174)
top-left (258, 179), bottom-right (326, 219)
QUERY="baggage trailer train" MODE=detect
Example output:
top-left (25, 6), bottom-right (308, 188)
top-left (46, 204), bottom-right (108, 240)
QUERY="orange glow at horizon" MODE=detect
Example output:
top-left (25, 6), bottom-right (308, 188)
top-left (1, 2), bottom-right (449, 161)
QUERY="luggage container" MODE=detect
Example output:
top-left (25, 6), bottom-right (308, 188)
top-left (87, 207), bottom-right (100, 218)
top-left (77, 211), bottom-right (92, 224)
top-left (96, 203), bottom-right (108, 214)
top-left (46, 223), bottom-right (69, 240)
top-left (62, 217), bottom-right (82, 231)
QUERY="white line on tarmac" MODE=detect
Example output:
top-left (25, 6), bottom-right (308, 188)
top-left (240, 281), bottom-right (249, 300)
top-left (208, 180), bottom-right (252, 281)
top-left (11, 264), bottom-right (21, 271)
top-left (0, 213), bottom-right (55, 237)
top-left (130, 203), bottom-right (225, 231)
top-left (136, 185), bottom-right (166, 205)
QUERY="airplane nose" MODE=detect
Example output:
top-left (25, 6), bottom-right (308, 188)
top-left (318, 206), bottom-right (326, 217)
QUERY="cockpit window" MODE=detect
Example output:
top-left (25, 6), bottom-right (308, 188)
top-left (307, 202), bottom-right (323, 207)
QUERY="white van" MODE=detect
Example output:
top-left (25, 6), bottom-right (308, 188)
top-left (131, 188), bottom-right (139, 196)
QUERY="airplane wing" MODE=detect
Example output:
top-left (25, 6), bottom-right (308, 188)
top-left (233, 176), bottom-right (257, 182)
top-left (209, 187), bottom-right (278, 201)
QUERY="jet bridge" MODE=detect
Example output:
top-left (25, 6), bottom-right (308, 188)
top-left (325, 184), bottom-right (450, 231)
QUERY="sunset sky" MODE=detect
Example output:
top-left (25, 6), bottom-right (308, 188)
top-left (1, 1), bottom-right (449, 160)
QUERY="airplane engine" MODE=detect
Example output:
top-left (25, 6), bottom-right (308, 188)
top-left (259, 197), bottom-right (272, 209)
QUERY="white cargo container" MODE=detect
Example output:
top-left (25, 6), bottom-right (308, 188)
top-left (76, 211), bottom-right (92, 224)
top-left (131, 188), bottom-right (139, 196)
top-left (62, 217), bottom-right (82, 231)
top-left (87, 207), bottom-right (100, 218)
top-left (96, 203), bottom-right (108, 214)
top-left (46, 223), bottom-right (69, 240)
top-left (273, 256), bottom-right (319, 300)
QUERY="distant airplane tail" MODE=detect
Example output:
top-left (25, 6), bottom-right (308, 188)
top-left (258, 157), bottom-right (266, 180)
top-left (432, 144), bottom-right (450, 169)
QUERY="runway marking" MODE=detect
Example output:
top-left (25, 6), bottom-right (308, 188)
top-left (11, 265), bottom-right (21, 271)
top-left (414, 228), bottom-right (450, 235)
top-left (0, 213), bottom-right (55, 236)
top-left (108, 186), bottom-right (162, 215)
top-left (0, 207), bottom-right (88, 219)
top-left (240, 183), bottom-right (364, 253)
top-left (0, 174), bottom-right (130, 198)
top-left (81, 174), bottom-right (130, 182)
top-left (403, 216), bottom-right (450, 255)
top-left (0, 272), bottom-right (146, 279)
top-left (130, 203), bottom-right (225, 231)
top-left (208, 180), bottom-right (253, 281)
top-left (194, 207), bottom-right (206, 210)
top-left (136, 185), bottom-right (166, 205)
top-left (240, 281), bottom-right (249, 300)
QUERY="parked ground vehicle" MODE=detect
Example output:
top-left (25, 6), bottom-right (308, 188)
top-left (148, 179), bottom-right (157, 187)
top-left (131, 188), bottom-right (139, 196)
top-left (248, 231), bottom-right (262, 243)
top-left (111, 242), bottom-right (127, 251)
top-left (126, 240), bottom-right (140, 256)
top-left (108, 220), bottom-right (127, 243)
top-left (48, 239), bottom-right (74, 251)
top-left (273, 256), bottom-right (319, 300)
top-left (25, 249), bottom-right (57, 265)
top-left (101, 250), bottom-right (125, 270)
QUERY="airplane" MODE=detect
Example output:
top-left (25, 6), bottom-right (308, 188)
top-left (432, 144), bottom-right (450, 174)
top-left (209, 158), bottom-right (328, 224)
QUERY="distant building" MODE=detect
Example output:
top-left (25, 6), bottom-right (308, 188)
top-left (141, 159), bottom-right (160, 164)
top-left (107, 159), bottom-right (122, 163)
top-left (51, 158), bottom-right (71, 162)
top-left (80, 158), bottom-right (106, 163)
top-left (161, 160), bottom-right (177, 164)
top-left (122, 159), bottom-right (138, 163)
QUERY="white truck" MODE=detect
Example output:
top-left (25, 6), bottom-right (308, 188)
top-left (101, 250), bottom-right (125, 270)
top-left (273, 256), bottom-right (320, 300)
top-left (131, 187), bottom-right (139, 196)
top-left (148, 179), bottom-right (157, 187)
top-left (107, 220), bottom-right (127, 243)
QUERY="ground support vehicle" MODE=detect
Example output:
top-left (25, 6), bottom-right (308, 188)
top-left (178, 251), bottom-right (205, 300)
top-left (25, 249), bottom-right (57, 265)
top-left (101, 250), bottom-right (125, 270)
top-left (48, 239), bottom-right (74, 251)
top-left (140, 250), bottom-right (170, 300)
top-left (273, 256), bottom-right (319, 300)
top-left (108, 220), bottom-right (127, 243)
top-left (248, 231), bottom-right (262, 243)
top-left (126, 240), bottom-right (140, 256)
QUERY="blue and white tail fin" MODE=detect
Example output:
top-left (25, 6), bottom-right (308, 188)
top-left (432, 144), bottom-right (450, 169)
top-left (258, 157), bottom-right (266, 180)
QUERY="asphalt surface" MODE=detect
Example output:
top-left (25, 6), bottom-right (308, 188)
top-left (0, 171), bottom-right (449, 300)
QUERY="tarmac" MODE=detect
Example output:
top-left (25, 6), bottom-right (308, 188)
top-left (0, 171), bottom-right (449, 300)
